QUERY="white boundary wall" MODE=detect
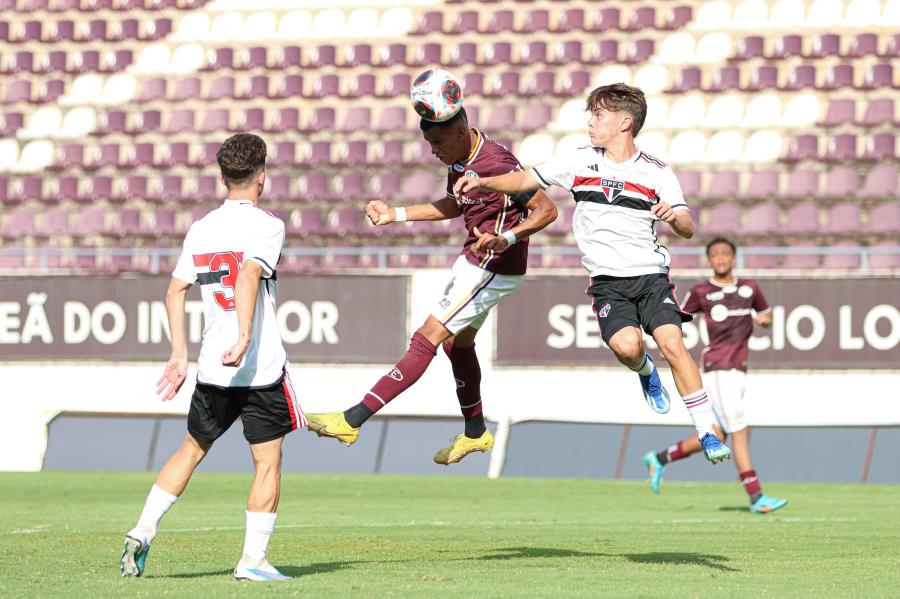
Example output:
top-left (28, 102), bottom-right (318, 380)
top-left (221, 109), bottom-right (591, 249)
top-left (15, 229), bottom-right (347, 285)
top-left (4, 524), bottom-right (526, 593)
top-left (3, 270), bottom-right (898, 472)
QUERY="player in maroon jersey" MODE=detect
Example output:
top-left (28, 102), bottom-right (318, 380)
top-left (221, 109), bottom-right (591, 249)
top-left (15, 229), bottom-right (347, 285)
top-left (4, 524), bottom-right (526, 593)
top-left (305, 107), bottom-right (557, 465)
top-left (642, 238), bottom-right (788, 513)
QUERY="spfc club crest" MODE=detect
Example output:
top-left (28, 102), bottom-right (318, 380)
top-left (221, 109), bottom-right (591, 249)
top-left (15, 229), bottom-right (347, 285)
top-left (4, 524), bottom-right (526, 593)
top-left (597, 303), bottom-right (612, 318)
top-left (601, 178), bottom-right (624, 202)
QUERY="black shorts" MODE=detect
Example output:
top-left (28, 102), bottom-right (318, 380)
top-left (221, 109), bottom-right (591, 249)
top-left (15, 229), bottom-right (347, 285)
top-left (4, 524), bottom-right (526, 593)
top-left (588, 273), bottom-right (692, 345)
top-left (187, 370), bottom-right (304, 445)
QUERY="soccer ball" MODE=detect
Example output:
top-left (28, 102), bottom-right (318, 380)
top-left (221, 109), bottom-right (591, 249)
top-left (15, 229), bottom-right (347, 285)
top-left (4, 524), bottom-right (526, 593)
top-left (410, 69), bottom-right (464, 122)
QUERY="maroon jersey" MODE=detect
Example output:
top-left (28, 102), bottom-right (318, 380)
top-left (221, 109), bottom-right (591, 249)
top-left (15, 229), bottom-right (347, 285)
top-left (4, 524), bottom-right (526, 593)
top-left (445, 129), bottom-right (531, 275)
top-left (681, 278), bottom-right (769, 372)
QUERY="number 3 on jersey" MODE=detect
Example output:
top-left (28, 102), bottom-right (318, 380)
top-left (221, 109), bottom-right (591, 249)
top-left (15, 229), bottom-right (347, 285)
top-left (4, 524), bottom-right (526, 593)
top-left (209, 251), bottom-right (242, 311)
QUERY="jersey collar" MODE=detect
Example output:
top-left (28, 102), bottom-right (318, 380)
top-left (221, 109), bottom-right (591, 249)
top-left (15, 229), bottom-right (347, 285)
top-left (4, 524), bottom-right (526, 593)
top-left (597, 146), bottom-right (642, 170)
top-left (222, 199), bottom-right (255, 207)
top-left (456, 128), bottom-right (483, 167)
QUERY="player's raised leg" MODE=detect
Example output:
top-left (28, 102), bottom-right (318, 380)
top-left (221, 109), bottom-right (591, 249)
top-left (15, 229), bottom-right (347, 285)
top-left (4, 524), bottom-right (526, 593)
top-left (234, 436), bottom-right (292, 581)
top-left (306, 316), bottom-right (446, 446)
top-left (653, 323), bottom-right (731, 464)
top-left (121, 432), bottom-right (211, 576)
top-left (605, 324), bottom-right (671, 415)
top-left (434, 327), bottom-right (494, 465)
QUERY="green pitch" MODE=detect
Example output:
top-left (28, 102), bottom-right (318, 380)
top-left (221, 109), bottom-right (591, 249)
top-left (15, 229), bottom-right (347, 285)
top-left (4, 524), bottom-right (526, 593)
top-left (1, 472), bottom-right (897, 598)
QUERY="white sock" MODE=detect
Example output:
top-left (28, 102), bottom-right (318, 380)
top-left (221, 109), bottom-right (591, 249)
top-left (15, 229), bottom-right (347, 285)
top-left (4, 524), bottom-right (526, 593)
top-left (682, 389), bottom-right (718, 439)
top-left (129, 484), bottom-right (178, 544)
top-left (632, 353), bottom-right (654, 376)
top-left (242, 511), bottom-right (277, 562)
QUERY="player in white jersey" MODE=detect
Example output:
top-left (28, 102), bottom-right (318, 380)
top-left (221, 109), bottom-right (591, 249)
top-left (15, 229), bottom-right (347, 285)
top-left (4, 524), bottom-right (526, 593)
top-left (454, 83), bottom-right (732, 465)
top-left (120, 134), bottom-right (303, 582)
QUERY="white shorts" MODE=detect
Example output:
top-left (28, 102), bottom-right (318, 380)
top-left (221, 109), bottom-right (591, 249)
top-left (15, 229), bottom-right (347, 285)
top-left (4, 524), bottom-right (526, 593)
top-left (705, 369), bottom-right (748, 434)
top-left (433, 255), bottom-right (524, 335)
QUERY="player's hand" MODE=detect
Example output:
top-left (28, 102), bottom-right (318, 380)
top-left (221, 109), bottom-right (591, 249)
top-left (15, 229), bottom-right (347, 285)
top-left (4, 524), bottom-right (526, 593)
top-left (650, 202), bottom-right (676, 222)
top-left (157, 355), bottom-right (187, 402)
top-left (222, 338), bottom-right (250, 367)
top-left (754, 311), bottom-right (773, 327)
top-left (471, 226), bottom-right (510, 252)
top-left (365, 200), bottom-right (393, 226)
top-left (453, 176), bottom-right (481, 198)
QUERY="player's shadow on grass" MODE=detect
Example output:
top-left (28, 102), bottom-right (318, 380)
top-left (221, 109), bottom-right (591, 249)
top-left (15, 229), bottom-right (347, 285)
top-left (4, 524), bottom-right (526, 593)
top-left (477, 547), bottom-right (611, 561)
top-left (718, 506), bottom-right (752, 513)
top-left (475, 548), bottom-right (738, 573)
top-left (626, 552), bottom-right (738, 572)
top-left (156, 559), bottom-right (371, 580)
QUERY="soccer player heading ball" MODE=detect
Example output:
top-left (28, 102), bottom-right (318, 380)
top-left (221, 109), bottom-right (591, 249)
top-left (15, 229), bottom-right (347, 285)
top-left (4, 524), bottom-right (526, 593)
top-left (121, 134), bottom-right (303, 581)
top-left (305, 103), bottom-right (558, 465)
top-left (453, 83), bottom-right (732, 464)
top-left (643, 238), bottom-right (788, 514)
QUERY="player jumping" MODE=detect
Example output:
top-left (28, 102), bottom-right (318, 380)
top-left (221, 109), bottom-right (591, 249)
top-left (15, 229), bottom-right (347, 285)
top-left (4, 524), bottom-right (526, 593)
top-left (120, 134), bottom-right (303, 581)
top-left (642, 238), bottom-right (788, 513)
top-left (305, 107), bottom-right (557, 465)
top-left (453, 83), bottom-right (732, 464)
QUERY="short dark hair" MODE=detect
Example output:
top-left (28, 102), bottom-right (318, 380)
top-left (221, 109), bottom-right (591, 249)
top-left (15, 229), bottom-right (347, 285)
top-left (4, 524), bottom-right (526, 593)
top-left (216, 133), bottom-right (267, 189)
top-left (419, 106), bottom-right (468, 133)
top-left (585, 83), bottom-right (647, 137)
top-left (706, 237), bottom-right (737, 256)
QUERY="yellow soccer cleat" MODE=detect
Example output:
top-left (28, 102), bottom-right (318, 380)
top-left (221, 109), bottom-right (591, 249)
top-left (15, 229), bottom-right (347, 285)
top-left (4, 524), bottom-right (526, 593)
top-left (434, 430), bottom-right (494, 465)
top-left (305, 412), bottom-right (360, 446)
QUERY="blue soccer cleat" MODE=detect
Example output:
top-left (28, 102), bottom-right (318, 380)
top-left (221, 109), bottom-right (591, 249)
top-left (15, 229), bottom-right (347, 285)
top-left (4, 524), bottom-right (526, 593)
top-left (638, 357), bottom-right (671, 414)
top-left (642, 451), bottom-right (666, 494)
top-left (751, 494), bottom-right (789, 514)
top-left (234, 560), bottom-right (293, 582)
top-left (700, 433), bottom-right (732, 464)
top-left (120, 535), bottom-right (150, 577)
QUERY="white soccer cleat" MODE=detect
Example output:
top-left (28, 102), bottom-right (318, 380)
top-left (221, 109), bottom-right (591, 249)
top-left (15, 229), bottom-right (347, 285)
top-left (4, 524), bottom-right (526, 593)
top-left (234, 559), bottom-right (293, 582)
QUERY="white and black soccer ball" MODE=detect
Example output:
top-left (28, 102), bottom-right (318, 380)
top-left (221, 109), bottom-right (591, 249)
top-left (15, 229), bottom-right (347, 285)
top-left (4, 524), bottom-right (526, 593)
top-left (410, 68), bottom-right (464, 122)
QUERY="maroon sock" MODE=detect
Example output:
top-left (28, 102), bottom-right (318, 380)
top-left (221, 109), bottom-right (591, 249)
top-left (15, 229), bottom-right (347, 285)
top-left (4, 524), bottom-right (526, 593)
top-left (360, 332), bottom-right (437, 413)
top-left (739, 470), bottom-right (762, 497)
top-left (442, 341), bottom-right (483, 419)
top-left (666, 441), bottom-right (690, 463)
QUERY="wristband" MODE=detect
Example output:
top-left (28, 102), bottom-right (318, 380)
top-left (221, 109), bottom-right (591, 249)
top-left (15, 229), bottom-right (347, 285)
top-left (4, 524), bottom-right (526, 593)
top-left (394, 207), bottom-right (407, 222)
top-left (501, 230), bottom-right (517, 245)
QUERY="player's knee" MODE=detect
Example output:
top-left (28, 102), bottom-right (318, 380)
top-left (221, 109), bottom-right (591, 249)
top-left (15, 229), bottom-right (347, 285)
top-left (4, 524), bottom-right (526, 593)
top-left (657, 336), bottom-right (688, 363)
top-left (609, 330), bottom-right (643, 362)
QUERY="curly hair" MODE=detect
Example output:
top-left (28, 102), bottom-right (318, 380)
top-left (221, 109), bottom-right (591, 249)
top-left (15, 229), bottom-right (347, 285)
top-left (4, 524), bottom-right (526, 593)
top-left (585, 83), bottom-right (647, 137)
top-left (216, 133), bottom-right (267, 189)
top-left (419, 106), bottom-right (468, 133)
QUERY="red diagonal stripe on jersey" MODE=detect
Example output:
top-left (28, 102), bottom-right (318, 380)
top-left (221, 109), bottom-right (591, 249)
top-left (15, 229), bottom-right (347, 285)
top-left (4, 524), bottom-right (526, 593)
top-left (623, 181), bottom-right (657, 199)
top-left (573, 175), bottom-right (602, 187)
top-left (192, 251), bottom-right (244, 267)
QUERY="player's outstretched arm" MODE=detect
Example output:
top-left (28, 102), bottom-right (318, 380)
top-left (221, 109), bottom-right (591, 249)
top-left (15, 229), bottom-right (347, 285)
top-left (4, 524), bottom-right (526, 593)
top-left (471, 190), bottom-right (558, 253)
top-left (366, 197), bottom-right (462, 225)
top-left (157, 277), bottom-right (192, 401)
top-left (651, 202), bottom-right (694, 239)
top-left (453, 170), bottom-right (541, 198)
top-left (222, 260), bottom-right (263, 367)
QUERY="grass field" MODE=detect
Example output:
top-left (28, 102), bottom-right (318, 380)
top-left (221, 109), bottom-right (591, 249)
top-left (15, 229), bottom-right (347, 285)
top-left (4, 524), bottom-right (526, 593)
top-left (1, 472), bottom-right (897, 598)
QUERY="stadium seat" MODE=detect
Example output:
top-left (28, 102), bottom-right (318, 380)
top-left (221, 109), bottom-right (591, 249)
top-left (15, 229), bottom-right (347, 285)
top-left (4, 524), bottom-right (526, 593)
top-left (552, 9), bottom-right (584, 33)
top-left (703, 203), bottom-right (742, 235)
top-left (373, 107), bottom-right (408, 133)
top-left (378, 74), bottom-right (411, 98)
top-left (859, 165), bottom-right (898, 198)
top-left (274, 46), bottom-right (301, 70)
top-left (868, 243), bottom-right (900, 268)
top-left (863, 202), bottom-right (900, 235)
top-left (783, 135), bottom-right (819, 163)
top-left (818, 167), bottom-right (858, 198)
top-left (824, 202), bottom-right (861, 234)
top-left (822, 134), bottom-right (858, 163)
top-left (860, 134), bottom-right (896, 161)
top-left (856, 99), bottom-right (896, 127)
top-left (296, 173), bottom-right (328, 201)
top-left (271, 74), bottom-right (303, 99)
top-left (783, 202), bottom-right (820, 235)
top-left (482, 10), bottom-right (514, 34)
top-left (818, 99), bottom-right (855, 127)
top-left (304, 107), bottom-right (335, 133)
top-left (821, 65), bottom-right (855, 90)
top-left (822, 241), bottom-right (861, 269)
top-left (325, 207), bottom-right (365, 237)
top-left (701, 171), bottom-right (740, 200)
top-left (449, 11), bottom-right (479, 34)
top-left (770, 35), bottom-right (803, 60)
top-left (378, 44), bottom-right (407, 68)
top-left (707, 66), bottom-right (741, 92)
top-left (807, 34), bottom-right (840, 58)
top-left (308, 74), bottom-right (339, 98)
top-left (782, 242), bottom-right (821, 269)
top-left (741, 171), bottom-right (779, 200)
top-left (450, 43), bottom-right (478, 67)
top-left (743, 241), bottom-right (782, 269)
top-left (588, 7), bottom-right (620, 32)
top-left (340, 107), bottom-right (371, 132)
top-left (781, 65), bottom-right (816, 91)
top-left (234, 108), bottom-right (264, 132)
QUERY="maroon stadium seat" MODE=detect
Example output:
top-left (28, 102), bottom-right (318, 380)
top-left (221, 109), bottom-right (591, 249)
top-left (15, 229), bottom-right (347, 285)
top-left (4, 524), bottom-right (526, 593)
top-left (266, 175), bottom-right (291, 201)
top-left (274, 46), bottom-right (301, 69)
top-left (378, 44), bottom-right (407, 67)
top-left (863, 203), bottom-right (900, 235)
top-left (844, 33), bottom-right (878, 58)
top-left (342, 74), bottom-right (376, 98)
top-left (516, 41), bottom-right (547, 65)
top-left (410, 43), bottom-right (441, 67)
top-left (740, 171), bottom-right (779, 200)
top-left (807, 34), bottom-right (840, 58)
top-left (371, 140), bottom-right (404, 166)
top-left (519, 103), bottom-right (552, 132)
top-left (860, 133), bottom-right (896, 161)
top-left (517, 9), bottom-right (550, 33)
top-left (340, 107), bottom-right (371, 132)
top-left (770, 35), bottom-right (803, 59)
top-left (449, 43), bottom-right (478, 67)
top-left (743, 241), bottom-right (781, 269)
top-left (782, 242), bottom-right (821, 268)
top-left (782, 135), bottom-right (819, 163)
top-left (374, 107), bottom-right (408, 132)
top-left (820, 64), bottom-right (855, 90)
top-left (668, 67), bottom-right (702, 93)
top-left (238, 47), bottom-right (267, 70)
top-left (267, 108), bottom-right (299, 133)
top-left (856, 98), bottom-right (895, 127)
top-left (199, 108), bottom-right (230, 133)
top-left (325, 207), bottom-right (365, 237)
top-left (732, 36), bottom-right (765, 61)
top-left (239, 76), bottom-right (268, 100)
top-left (202, 48), bottom-right (233, 72)
top-left (549, 40), bottom-right (582, 65)
top-left (272, 74), bottom-right (303, 99)
top-left (307, 74), bottom-right (338, 98)
top-left (701, 171), bottom-right (740, 200)
top-left (707, 66), bottom-right (741, 92)
top-left (859, 165), bottom-right (898, 198)
top-left (523, 71), bottom-right (555, 96)
top-left (623, 39), bottom-right (655, 64)
top-left (450, 11), bottom-right (480, 34)
top-left (703, 203), bottom-right (742, 235)
top-left (818, 99), bottom-right (855, 127)
top-left (588, 7), bottom-right (620, 32)
top-left (823, 241), bottom-right (861, 269)
top-left (336, 141), bottom-right (368, 167)
top-left (308, 45), bottom-right (336, 68)
top-left (624, 7), bottom-right (655, 31)
top-left (822, 134), bottom-right (858, 162)
top-left (344, 44), bottom-right (372, 68)
top-left (3, 80), bottom-right (32, 104)
top-left (743, 66), bottom-right (778, 91)
top-left (205, 76), bottom-right (235, 101)
top-left (781, 65), bottom-right (816, 91)
top-left (483, 10), bottom-right (514, 34)
top-left (378, 73), bottom-right (411, 98)
top-left (782, 202), bottom-right (819, 235)
top-left (268, 141), bottom-right (296, 167)
top-left (857, 64), bottom-right (894, 90)
top-left (411, 11), bottom-right (443, 36)
top-left (824, 201), bottom-right (861, 234)
top-left (818, 167), bottom-right (858, 198)
top-left (868, 243), bottom-right (900, 268)
top-left (304, 107), bottom-right (335, 132)
top-left (296, 173), bottom-right (328, 202)
top-left (661, 6), bottom-right (692, 30)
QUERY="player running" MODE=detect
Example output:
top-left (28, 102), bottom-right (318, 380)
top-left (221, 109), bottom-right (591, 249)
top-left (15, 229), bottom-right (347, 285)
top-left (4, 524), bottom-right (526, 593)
top-left (120, 134), bottom-right (303, 581)
top-left (305, 107), bottom-right (557, 465)
top-left (642, 238), bottom-right (788, 513)
top-left (453, 83), bottom-right (731, 464)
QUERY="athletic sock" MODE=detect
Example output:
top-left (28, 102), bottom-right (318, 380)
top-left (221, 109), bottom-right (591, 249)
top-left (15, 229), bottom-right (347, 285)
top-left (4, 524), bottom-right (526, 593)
top-left (343, 404), bottom-right (373, 428)
top-left (442, 341), bottom-right (486, 439)
top-left (657, 441), bottom-right (689, 466)
top-left (129, 484), bottom-right (177, 544)
top-left (631, 353), bottom-right (655, 377)
top-left (681, 388), bottom-right (718, 440)
top-left (357, 332), bottom-right (438, 416)
top-left (740, 470), bottom-right (763, 504)
top-left (242, 511), bottom-right (277, 562)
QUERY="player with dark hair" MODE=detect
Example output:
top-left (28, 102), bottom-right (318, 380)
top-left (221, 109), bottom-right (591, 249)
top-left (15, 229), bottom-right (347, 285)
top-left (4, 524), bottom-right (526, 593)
top-left (454, 83), bottom-right (732, 465)
top-left (120, 133), bottom-right (304, 581)
top-left (642, 237), bottom-right (788, 514)
top-left (305, 107), bottom-right (558, 465)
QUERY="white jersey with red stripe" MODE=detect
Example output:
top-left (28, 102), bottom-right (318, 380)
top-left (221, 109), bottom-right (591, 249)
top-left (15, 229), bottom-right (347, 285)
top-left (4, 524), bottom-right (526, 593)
top-left (531, 145), bottom-right (688, 277)
top-left (172, 199), bottom-right (287, 388)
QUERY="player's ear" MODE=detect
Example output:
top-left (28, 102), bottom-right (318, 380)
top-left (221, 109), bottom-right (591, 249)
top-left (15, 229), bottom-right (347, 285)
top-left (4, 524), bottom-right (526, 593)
top-left (620, 114), bottom-right (632, 134)
top-left (257, 170), bottom-right (266, 186)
